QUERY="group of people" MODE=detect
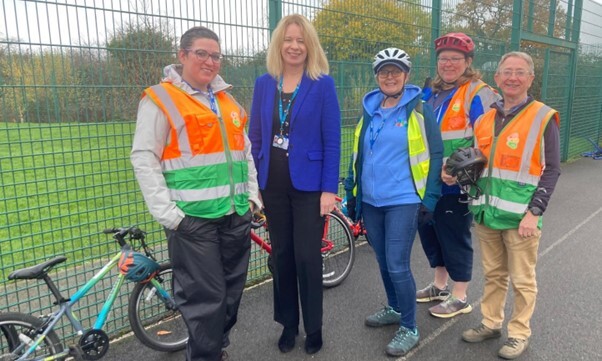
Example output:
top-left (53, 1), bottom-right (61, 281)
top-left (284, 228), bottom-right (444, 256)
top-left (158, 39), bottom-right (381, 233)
top-left (130, 12), bottom-right (560, 361)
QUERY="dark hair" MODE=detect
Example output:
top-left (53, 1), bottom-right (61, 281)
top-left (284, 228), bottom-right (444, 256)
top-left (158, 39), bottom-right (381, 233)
top-left (179, 26), bottom-right (220, 50)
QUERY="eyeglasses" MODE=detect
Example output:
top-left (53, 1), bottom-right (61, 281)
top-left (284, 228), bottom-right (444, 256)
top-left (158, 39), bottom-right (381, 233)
top-left (498, 69), bottom-right (531, 79)
top-left (186, 48), bottom-right (223, 63)
top-left (437, 56), bottom-right (465, 64)
top-left (377, 69), bottom-right (404, 79)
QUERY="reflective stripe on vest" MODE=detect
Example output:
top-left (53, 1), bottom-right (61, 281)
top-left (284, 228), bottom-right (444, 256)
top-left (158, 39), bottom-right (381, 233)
top-left (144, 83), bottom-right (249, 218)
top-left (351, 110), bottom-right (430, 199)
top-left (469, 101), bottom-right (559, 229)
top-left (440, 80), bottom-right (487, 158)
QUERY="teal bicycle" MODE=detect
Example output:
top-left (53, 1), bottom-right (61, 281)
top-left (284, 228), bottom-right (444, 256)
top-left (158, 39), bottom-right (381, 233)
top-left (0, 226), bottom-right (187, 360)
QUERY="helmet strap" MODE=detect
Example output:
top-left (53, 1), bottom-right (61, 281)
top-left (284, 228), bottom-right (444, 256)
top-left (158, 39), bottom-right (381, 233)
top-left (380, 89), bottom-right (404, 106)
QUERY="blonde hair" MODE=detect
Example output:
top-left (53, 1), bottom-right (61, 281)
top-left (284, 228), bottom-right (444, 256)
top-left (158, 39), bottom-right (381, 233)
top-left (266, 14), bottom-right (329, 80)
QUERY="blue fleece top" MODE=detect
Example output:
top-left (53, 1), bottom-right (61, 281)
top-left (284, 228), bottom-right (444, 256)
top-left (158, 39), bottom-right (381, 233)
top-left (361, 86), bottom-right (422, 207)
top-left (344, 84), bottom-right (443, 220)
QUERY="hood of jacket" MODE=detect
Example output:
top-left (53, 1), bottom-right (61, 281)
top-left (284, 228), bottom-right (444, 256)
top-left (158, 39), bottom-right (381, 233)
top-left (362, 84), bottom-right (422, 115)
top-left (161, 64), bottom-right (232, 93)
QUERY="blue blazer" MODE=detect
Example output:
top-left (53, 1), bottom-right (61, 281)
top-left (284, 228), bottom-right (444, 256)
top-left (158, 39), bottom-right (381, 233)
top-left (249, 73), bottom-right (341, 194)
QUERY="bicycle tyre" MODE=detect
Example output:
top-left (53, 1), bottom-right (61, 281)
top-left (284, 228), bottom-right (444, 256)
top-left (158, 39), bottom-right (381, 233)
top-left (322, 209), bottom-right (355, 288)
top-left (0, 312), bottom-right (63, 360)
top-left (128, 263), bottom-right (188, 352)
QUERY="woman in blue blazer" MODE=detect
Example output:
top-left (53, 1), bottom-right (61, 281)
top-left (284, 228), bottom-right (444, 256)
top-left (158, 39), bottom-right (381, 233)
top-left (248, 14), bottom-right (341, 356)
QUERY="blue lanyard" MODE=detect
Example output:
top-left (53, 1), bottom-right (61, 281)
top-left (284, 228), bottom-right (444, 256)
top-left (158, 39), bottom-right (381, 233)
top-left (278, 77), bottom-right (300, 133)
top-left (369, 117), bottom-right (387, 152)
top-left (183, 80), bottom-right (219, 115)
top-left (207, 86), bottom-right (219, 115)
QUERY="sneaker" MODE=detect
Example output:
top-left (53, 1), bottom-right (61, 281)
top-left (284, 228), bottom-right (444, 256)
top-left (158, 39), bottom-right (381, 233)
top-left (416, 283), bottom-right (450, 303)
top-left (385, 326), bottom-right (420, 356)
top-left (498, 338), bottom-right (529, 359)
top-left (462, 323), bottom-right (502, 343)
top-left (220, 350), bottom-right (229, 361)
top-left (428, 295), bottom-right (473, 318)
top-left (364, 306), bottom-right (401, 327)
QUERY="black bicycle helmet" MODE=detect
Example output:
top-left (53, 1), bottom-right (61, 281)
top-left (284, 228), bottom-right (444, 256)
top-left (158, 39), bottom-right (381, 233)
top-left (445, 147), bottom-right (487, 195)
top-left (118, 248), bottom-right (160, 283)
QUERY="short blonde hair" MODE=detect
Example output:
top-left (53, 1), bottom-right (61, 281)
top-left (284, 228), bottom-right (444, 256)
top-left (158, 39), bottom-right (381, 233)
top-left (266, 14), bottom-right (329, 80)
top-left (496, 51), bottom-right (535, 74)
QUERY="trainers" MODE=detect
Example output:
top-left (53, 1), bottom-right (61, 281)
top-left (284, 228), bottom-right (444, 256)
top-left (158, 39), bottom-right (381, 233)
top-left (429, 295), bottom-right (473, 318)
top-left (416, 283), bottom-right (450, 303)
top-left (498, 338), bottom-right (529, 359)
top-left (385, 326), bottom-right (420, 356)
top-left (220, 350), bottom-right (229, 361)
top-left (462, 323), bottom-right (502, 343)
top-left (364, 306), bottom-right (400, 327)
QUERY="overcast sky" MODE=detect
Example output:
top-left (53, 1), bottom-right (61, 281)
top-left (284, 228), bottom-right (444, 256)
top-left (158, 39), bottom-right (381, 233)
top-left (1, 0), bottom-right (601, 52)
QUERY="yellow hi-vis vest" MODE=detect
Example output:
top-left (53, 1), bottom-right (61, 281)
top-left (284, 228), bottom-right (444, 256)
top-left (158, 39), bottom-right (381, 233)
top-left (351, 109), bottom-right (430, 198)
top-left (144, 82), bottom-right (250, 219)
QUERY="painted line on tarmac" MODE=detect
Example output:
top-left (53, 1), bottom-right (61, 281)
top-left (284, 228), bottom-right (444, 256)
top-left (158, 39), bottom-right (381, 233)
top-left (538, 206), bottom-right (602, 258)
top-left (397, 206), bottom-right (602, 361)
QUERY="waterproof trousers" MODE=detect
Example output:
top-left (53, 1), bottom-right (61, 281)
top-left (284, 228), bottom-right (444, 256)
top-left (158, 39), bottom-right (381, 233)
top-left (165, 211), bottom-right (251, 361)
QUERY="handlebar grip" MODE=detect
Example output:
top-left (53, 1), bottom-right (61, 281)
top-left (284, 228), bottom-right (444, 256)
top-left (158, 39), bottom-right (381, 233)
top-left (103, 228), bottom-right (119, 234)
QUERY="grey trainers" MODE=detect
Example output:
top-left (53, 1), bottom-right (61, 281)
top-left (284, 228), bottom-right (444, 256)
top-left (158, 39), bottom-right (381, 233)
top-left (416, 282), bottom-right (450, 303)
top-left (462, 323), bottom-right (502, 343)
top-left (429, 295), bottom-right (473, 318)
top-left (498, 338), bottom-right (529, 359)
top-left (385, 326), bottom-right (420, 356)
top-left (364, 306), bottom-right (400, 327)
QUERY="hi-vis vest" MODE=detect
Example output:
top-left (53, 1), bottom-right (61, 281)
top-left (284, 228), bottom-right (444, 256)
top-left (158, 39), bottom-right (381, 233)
top-left (144, 82), bottom-right (250, 219)
top-left (469, 100), bottom-right (559, 230)
top-left (351, 107), bottom-right (430, 199)
top-left (440, 80), bottom-right (488, 158)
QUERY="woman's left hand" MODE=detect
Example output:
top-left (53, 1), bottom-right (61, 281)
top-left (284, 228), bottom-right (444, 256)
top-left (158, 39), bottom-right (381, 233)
top-left (320, 192), bottom-right (337, 216)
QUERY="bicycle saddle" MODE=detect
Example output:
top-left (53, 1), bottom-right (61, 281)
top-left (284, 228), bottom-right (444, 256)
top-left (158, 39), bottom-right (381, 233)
top-left (8, 256), bottom-right (67, 280)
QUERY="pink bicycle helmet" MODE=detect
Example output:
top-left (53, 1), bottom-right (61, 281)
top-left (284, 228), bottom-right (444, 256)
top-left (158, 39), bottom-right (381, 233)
top-left (434, 33), bottom-right (475, 57)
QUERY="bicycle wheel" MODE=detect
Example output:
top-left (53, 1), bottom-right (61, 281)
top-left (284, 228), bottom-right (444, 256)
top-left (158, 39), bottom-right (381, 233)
top-left (0, 312), bottom-right (63, 360)
top-left (322, 210), bottom-right (355, 288)
top-left (129, 263), bottom-right (188, 352)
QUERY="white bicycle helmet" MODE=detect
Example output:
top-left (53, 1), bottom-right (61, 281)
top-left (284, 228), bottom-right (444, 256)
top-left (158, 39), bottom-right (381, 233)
top-left (373, 48), bottom-right (412, 74)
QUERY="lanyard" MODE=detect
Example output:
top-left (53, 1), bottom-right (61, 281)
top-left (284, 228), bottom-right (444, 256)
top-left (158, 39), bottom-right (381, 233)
top-left (369, 117), bottom-right (387, 152)
top-left (207, 86), bottom-right (219, 115)
top-left (183, 80), bottom-right (219, 115)
top-left (278, 77), bottom-right (300, 133)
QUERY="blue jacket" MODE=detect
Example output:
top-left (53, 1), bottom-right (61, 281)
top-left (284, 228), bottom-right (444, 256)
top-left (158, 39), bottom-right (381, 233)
top-left (249, 73), bottom-right (341, 193)
top-left (345, 86), bottom-right (443, 219)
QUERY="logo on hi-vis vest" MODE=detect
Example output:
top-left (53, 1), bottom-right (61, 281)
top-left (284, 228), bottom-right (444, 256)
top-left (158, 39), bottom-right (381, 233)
top-left (506, 133), bottom-right (520, 149)
top-left (451, 100), bottom-right (461, 112)
top-left (231, 111), bottom-right (241, 127)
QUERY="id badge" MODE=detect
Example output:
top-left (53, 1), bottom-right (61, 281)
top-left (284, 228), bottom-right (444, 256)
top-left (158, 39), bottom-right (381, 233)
top-left (272, 134), bottom-right (289, 150)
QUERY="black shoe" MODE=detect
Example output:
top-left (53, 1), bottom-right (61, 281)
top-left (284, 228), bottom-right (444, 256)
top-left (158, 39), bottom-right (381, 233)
top-left (304, 330), bottom-right (323, 355)
top-left (278, 326), bottom-right (298, 353)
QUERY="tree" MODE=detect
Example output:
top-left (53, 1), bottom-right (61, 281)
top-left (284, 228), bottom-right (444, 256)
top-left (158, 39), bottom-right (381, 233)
top-left (106, 22), bottom-right (175, 87)
top-left (313, 0), bottom-right (431, 62)
top-left (106, 21), bottom-right (175, 119)
top-left (313, 0), bottom-right (432, 122)
top-left (448, 0), bottom-right (568, 40)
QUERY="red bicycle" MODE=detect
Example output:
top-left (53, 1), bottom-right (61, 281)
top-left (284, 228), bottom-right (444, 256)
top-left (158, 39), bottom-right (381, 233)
top-left (251, 198), bottom-right (357, 288)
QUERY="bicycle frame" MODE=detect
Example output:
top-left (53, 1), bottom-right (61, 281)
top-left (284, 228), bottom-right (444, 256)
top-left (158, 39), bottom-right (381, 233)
top-left (16, 252), bottom-right (174, 361)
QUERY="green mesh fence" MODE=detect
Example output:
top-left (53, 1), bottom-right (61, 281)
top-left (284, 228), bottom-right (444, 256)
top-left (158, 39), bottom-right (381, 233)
top-left (1, 0), bottom-right (601, 339)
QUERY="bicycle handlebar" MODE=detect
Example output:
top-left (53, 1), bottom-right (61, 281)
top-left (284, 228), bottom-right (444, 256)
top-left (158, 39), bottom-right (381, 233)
top-left (103, 226), bottom-right (148, 250)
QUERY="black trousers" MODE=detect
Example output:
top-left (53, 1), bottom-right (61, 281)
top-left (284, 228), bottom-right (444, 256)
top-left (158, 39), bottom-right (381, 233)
top-left (262, 184), bottom-right (324, 335)
top-left (165, 211), bottom-right (251, 361)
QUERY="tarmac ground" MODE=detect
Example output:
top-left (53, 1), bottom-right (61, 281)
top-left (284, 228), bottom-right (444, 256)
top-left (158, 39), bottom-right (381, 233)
top-left (103, 157), bottom-right (602, 361)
